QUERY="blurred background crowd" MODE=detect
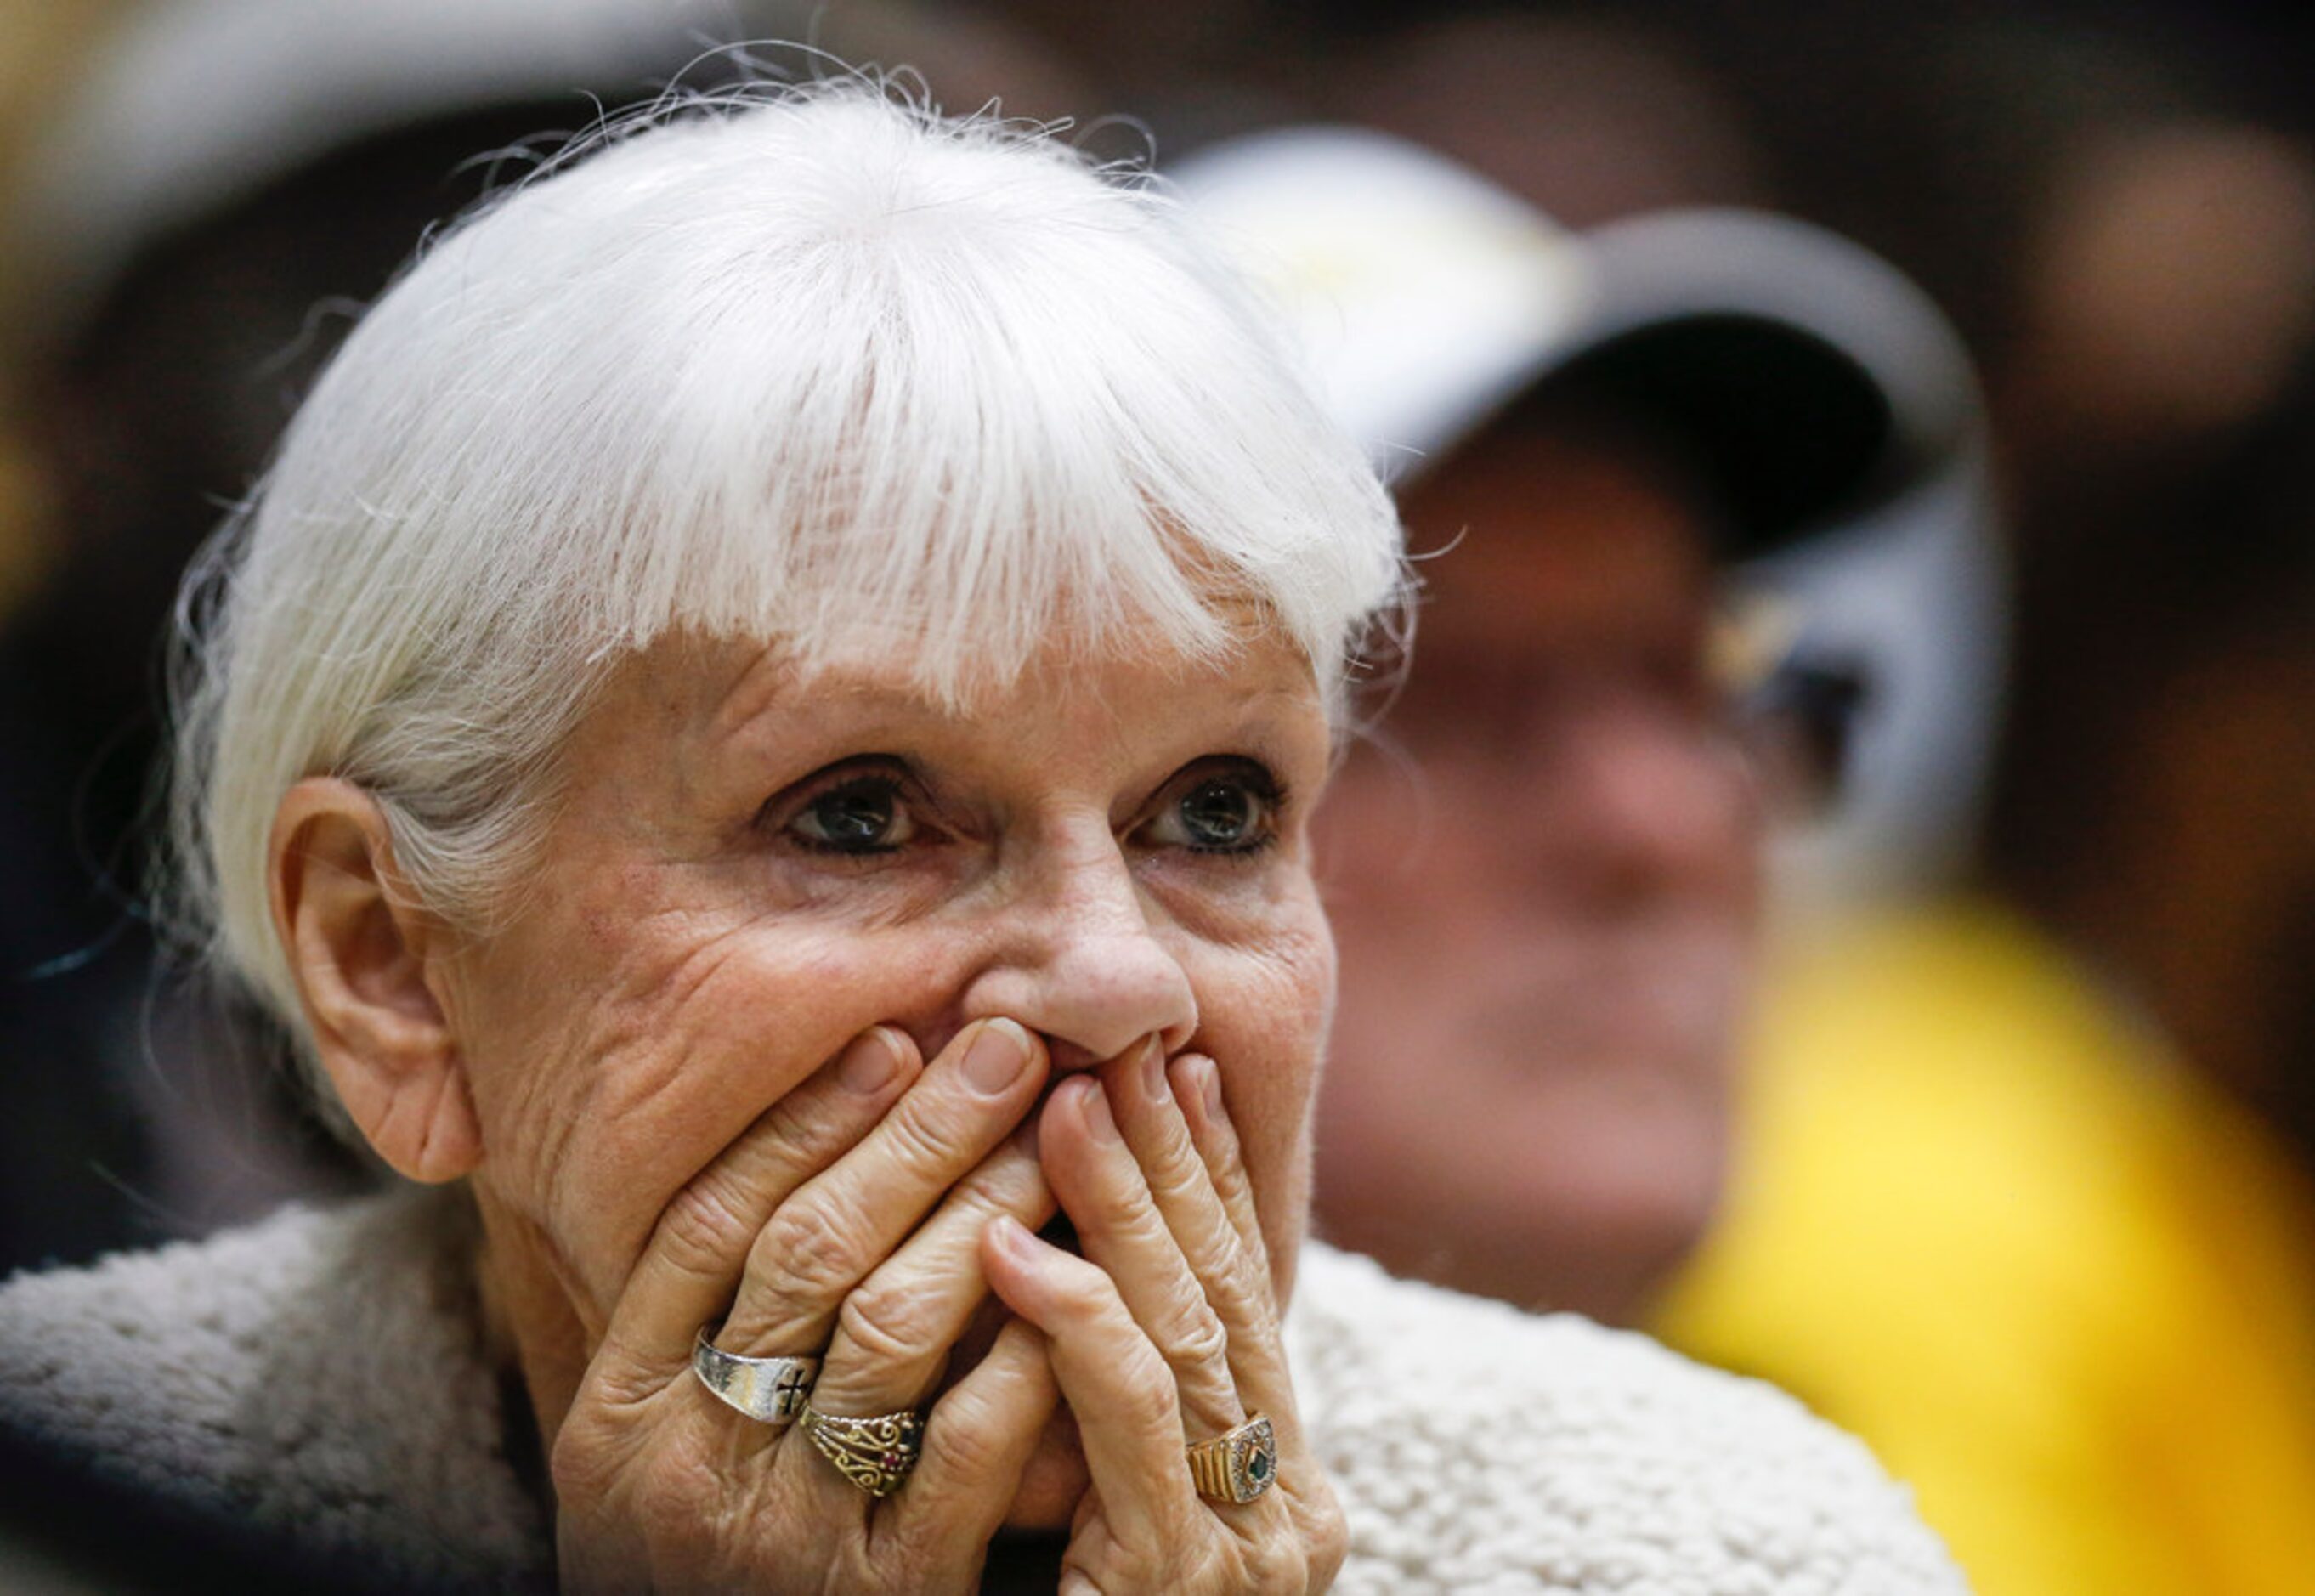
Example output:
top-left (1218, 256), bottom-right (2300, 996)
top-left (7, 1), bottom-right (2315, 1590)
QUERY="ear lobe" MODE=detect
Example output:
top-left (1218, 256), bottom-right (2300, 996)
top-left (269, 778), bottom-right (481, 1183)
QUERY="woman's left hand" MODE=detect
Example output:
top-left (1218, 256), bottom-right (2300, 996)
top-left (982, 1040), bottom-right (1345, 1593)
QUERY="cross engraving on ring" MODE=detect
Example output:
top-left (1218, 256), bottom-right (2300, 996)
top-left (770, 1362), bottom-right (813, 1421)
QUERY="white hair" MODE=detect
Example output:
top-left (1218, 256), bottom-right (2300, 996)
top-left (167, 82), bottom-right (1405, 1097)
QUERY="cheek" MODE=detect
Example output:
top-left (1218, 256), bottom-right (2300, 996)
top-left (1182, 898), bottom-right (1334, 1266)
top-left (457, 883), bottom-right (968, 1312)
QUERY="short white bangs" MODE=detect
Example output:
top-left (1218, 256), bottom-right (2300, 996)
top-left (253, 86), bottom-right (1401, 705)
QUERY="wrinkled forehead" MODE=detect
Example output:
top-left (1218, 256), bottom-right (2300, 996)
top-left (601, 608), bottom-right (1327, 749)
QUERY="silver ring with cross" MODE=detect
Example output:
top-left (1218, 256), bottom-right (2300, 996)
top-left (691, 1323), bottom-right (821, 1429)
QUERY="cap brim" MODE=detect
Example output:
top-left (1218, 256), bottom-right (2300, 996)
top-left (1469, 312), bottom-right (1892, 562)
top-left (1536, 209), bottom-right (1974, 558)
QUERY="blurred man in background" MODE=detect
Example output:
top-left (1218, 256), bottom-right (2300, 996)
top-left (1656, 42), bottom-right (2315, 1590)
top-left (1195, 18), bottom-right (2315, 1590)
top-left (1176, 127), bottom-right (1979, 1323)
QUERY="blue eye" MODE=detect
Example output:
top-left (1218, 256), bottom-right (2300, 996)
top-left (1147, 763), bottom-right (1283, 856)
top-left (786, 777), bottom-right (915, 854)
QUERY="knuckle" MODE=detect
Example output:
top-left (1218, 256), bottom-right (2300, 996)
top-left (749, 1191), bottom-right (869, 1305)
top-left (975, 1142), bottom-right (1050, 1206)
top-left (879, 1095), bottom-right (974, 1184)
top-left (1306, 1531), bottom-right (1344, 1590)
top-left (1230, 1527), bottom-right (1309, 1596)
top-left (1115, 1344), bottom-right (1182, 1435)
top-left (737, 1110), bottom-right (835, 1186)
top-left (835, 1276), bottom-right (937, 1366)
top-left (1238, 1545), bottom-right (1298, 1595)
top-left (1082, 1545), bottom-right (1169, 1593)
top-left (1174, 1227), bottom-right (1265, 1334)
top-left (945, 1149), bottom-right (1044, 1226)
top-left (1203, 1201), bottom-right (1253, 1263)
top-left (1091, 1197), bottom-right (1174, 1268)
top-left (1159, 1296), bottom-right (1231, 1370)
top-left (1205, 1242), bottom-right (1268, 1323)
top-left (1116, 1194), bottom-right (1177, 1251)
top-left (1301, 1481), bottom-right (1350, 1588)
top-left (655, 1171), bottom-right (762, 1279)
top-left (1205, 1129), bottom-right (1250, 1193)
top-left (1268, 1549), bottom-right (1315, 1595)
top-left (915, 1404), bottom-right (1005, 1483)
top-left (1180, 1543), bottom-right (1244, 1592)
top-left (1141, 1140), bottom-right (1210, 1208)
top-left (1221, 1214), bottom-right (1277, 1298)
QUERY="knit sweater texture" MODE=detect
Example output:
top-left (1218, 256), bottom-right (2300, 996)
top-left (0, 1191), bottom-right (1965, 1592)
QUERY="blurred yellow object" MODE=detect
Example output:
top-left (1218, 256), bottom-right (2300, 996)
top-left (1655, 901), bottom-right (2315, 1596)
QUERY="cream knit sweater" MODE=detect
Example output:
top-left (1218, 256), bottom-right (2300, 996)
top-left (0, 1191), bottom-right (1965, 1592)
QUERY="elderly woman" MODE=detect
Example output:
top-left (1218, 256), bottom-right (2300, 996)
top-left (0, 88), bottom-right (1961, 1592)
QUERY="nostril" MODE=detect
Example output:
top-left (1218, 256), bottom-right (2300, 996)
top-left (1039, 1027), bottom-right (1184, 1078)
top-left (1041, 1033), bottom-right (1112, 1075)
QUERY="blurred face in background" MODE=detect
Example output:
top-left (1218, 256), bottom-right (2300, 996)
top-left (1313, 415), bottom-right (1763, 1323)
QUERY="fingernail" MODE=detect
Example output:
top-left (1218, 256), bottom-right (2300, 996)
top-left (1192, 1056), bottom-right (1224, 1120)
top-left (1081, 1081), bottom-right (1122, 1145)
top-left (964, 1018), bottom-right (1033, 1095)
top-left (839, 1027), bottom-right (903, 1095)
top-left (1138, 1037), bottom-right (1169, 1105)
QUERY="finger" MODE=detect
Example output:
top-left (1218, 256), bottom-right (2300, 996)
top-left (982, 1215), bottom-right (1208, 1554)
top-left (804, 1123), bottom-right (1054, 1419)
top-left (888, 1316), bottom-right (1060, 1555)
top-left (719, 1017), bottom-right (1046, 1357)
top-left (595, 1025), bottom-right (920, 1395)
top-left (1039, 1072), bottom-right (1244, 1440)
top-left (1104, 1044), bottom-right (1282, 1398)
top-left (1168, 1052), bottom-right (1302, 1436)
top-left (778, 1128), bottom-right (1052, 1521)
top-left (1171, 1055), bottom-right (1265, 1273)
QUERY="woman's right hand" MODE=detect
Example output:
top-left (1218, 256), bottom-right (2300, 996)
top-left (550, 1016), bottom-right (1069, 1593)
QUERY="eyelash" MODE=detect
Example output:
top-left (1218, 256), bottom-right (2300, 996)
top-left (762, 756), bottom-right (1291, 860)
top-left (1146, 759), bottom-right (1288, 858)
top-left (768, 761), bottom-right (923, 857)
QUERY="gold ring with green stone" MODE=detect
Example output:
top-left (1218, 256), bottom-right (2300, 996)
top-left (1186, 1413), bottom-right (1277, 1504)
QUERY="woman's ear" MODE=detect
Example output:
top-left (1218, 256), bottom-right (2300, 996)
top-left (269, 778), bottom-right (481, 1183)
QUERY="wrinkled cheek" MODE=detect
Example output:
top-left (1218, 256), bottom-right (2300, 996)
top-left (524, 1037), bottom-right (751, 1310)
top-left (1306, 917), bottom-right (1341, 1057)
top-left (521, 933), bottom-right (895, 1309)
top-left (559, 919), bottom-right (1016, 1307)
top-left (1197, 922), bottom-right (1333, 1284)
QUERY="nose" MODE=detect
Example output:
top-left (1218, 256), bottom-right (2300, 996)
top-left (959, 823), bottom-right (1199, 1071)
